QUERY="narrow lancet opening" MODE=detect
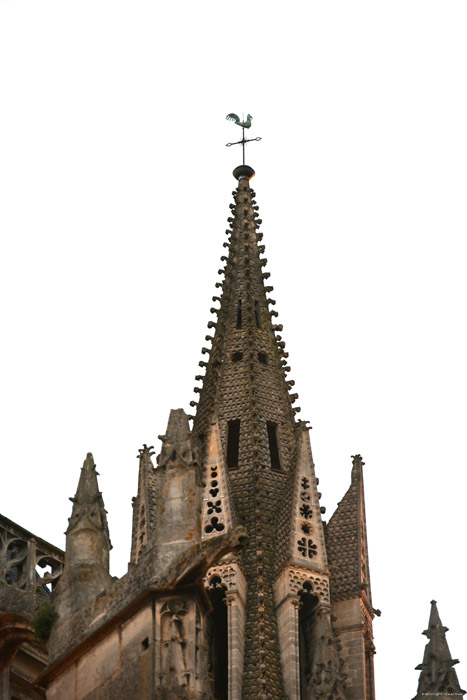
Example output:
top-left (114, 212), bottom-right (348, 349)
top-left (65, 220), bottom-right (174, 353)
top-left (299, 588), bottom-right (319, 699)
top-left (254, 300), bottom-right (261, 328)
top-left (207, 578), bottom-right (228, 700)
top-left (227, 420), bottom-right (240, 469)
top-left (236, 299), bottom-right (242, 329)
top-left (267, 422), bottom-right (281, 470)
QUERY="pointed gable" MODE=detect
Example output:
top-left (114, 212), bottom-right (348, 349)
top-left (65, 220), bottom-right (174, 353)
top-left (276, 423), bottom-right (328, 574)
top-left (326, 454), bottom-right (372, 606)
top-left (201, 418), bottom-right (237, 540)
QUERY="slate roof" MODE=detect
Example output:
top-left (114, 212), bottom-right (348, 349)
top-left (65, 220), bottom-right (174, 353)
top-left (326, 454), bottom-right (372, 606)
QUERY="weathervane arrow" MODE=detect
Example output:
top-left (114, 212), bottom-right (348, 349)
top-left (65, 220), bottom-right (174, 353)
top-left (226, 113), bottom-right (262, 165)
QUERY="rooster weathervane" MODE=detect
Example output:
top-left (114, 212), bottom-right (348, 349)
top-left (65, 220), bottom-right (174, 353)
top-left (226, 113), bottom-right (262, 165)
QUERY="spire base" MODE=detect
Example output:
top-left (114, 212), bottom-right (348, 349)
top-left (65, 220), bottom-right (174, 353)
top-left (233, 164), bottom-right (255, 181)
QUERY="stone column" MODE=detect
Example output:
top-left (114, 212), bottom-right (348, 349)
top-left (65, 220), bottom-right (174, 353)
top-left (275, 594), bottom-right (300, 700)
top-left (226, 589), bottom-right (246, 700)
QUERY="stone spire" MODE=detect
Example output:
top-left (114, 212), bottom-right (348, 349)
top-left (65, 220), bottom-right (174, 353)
top-left (130, 444), bottom-right (157, 564)
top-left (52, 453), bottom-right (112, 618)
top-left (412, 600), bottom-right (465, 700)
top-left (65, 452), bottom-right (111, 566)
top-left (192, 168), bottom-right (301, 698)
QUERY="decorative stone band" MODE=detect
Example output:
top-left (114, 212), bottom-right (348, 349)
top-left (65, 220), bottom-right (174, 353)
top-left (203, 556), bottom-right (246, 605)
top-left (274, 566), bottom-right (330, 607)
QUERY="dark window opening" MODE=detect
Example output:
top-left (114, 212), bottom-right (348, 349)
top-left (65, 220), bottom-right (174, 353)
top-left (231, 351), bottom-right (243, 362)
top-left (207, 579), bottom-right (228, 700)
top-left (254, 300), bottom-right (261, 328)
top-left (258, 352), bottom-right (268, 365)
top-left (299, 590), bottom-right (319, 699)
top-left (227, 420), bottom-right (240, 469)
top-left (197, 433), bottom-right (206, 455)
top-left (267, 422), bottom-right (281, 470)
top-left (141, 637), bottom-right (149, 650)
top-left (236, 299), bottom-right (242, 329)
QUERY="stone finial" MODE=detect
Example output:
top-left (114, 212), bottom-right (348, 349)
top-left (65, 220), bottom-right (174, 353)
top-left (351, 453), bottom-right (365, 482)
top-left (130, 444), bottom-right (157, 564)
top-left (157, 409), bottom-right (200, 471)
top-left (412, 601), bottom-right (465, 699)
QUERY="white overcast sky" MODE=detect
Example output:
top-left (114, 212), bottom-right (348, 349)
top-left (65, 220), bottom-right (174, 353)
top-left (1, 1), bottom-right (466, 697)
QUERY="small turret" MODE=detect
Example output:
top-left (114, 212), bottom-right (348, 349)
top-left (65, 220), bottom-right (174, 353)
top-left (152, 409), bottom-right (202, 567)
top-left (52, 453), bottom-right (112, 619)
top-left (130, 444), bottom-right (157, 564)
top-left (412, 600), bottom-right (465, 700)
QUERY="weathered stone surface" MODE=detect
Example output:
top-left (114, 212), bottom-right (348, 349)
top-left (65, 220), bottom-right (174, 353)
top-left (51, 453), bottom-right (113, 625)
top-left (0, 166), bottom-right (388, 700)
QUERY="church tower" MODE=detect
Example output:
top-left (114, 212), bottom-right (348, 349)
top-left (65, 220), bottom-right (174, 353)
top-left (191, 161), bottom-right (377, 700)
top-left (2, 149), bottom-right (380, 700)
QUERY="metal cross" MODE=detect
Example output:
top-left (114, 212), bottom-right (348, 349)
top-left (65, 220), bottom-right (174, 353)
top-left (225, 113), bottom-right (262, 165)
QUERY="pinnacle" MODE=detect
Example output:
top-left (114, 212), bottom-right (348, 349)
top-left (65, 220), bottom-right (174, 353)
top-left (413, 601), bottom-right (465, 699)
top-left (67, 452), bottom-right (111, 549)
top-left (425, 599), bottom-right (445, 634)
top-left (73, 452), bottom-right (101, 505)
top-left (157, 408), bottom-right (199, 469)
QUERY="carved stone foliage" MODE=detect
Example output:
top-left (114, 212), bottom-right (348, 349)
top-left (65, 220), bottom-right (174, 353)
top-left (288, 568), bottom-right (330, 604)
top-left (203, 557), bottom-right (245, 597)
top-left (0, 517), bottom-right (63, 594)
